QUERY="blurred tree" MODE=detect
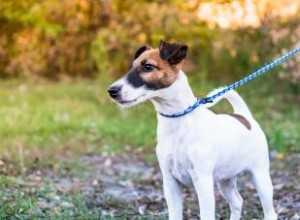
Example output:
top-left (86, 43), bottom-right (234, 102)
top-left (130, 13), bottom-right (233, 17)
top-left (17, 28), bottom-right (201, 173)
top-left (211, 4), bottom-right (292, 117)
top-left (0, 0), bottom-right (107, 79)
top-left (0, 0), bottom-right (299, 85)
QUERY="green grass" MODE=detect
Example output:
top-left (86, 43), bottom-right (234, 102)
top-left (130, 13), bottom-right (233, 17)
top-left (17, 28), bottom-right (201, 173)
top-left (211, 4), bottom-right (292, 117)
top-left (0, 175), bottom-right (99, 219)
top-left (0, 79), bottom-right (157, 162)
top-left (0, 176), bottom-right (165, 219)
top-left (0, 77), bottom-right (299, 162)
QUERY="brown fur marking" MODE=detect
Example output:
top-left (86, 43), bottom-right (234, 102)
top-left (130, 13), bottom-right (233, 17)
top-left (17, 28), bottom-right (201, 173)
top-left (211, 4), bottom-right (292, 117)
top-left (228, 113), bottom-right (251, 130)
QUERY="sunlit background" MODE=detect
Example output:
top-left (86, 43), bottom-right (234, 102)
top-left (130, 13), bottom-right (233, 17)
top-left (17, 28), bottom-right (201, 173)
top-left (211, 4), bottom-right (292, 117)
top-left (0, 0), bottom-right (299, 218)
top-left (198, 0), bottom-right (300, 28)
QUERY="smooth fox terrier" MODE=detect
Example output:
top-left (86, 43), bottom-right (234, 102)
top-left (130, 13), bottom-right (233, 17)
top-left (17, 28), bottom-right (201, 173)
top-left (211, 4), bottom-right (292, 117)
top-left (108, 40), bottom-right (277, 220)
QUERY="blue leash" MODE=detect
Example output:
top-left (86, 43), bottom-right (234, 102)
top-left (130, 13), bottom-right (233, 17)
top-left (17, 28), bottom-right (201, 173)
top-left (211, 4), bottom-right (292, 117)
top-left (159, 46), bottom-right (300, 118)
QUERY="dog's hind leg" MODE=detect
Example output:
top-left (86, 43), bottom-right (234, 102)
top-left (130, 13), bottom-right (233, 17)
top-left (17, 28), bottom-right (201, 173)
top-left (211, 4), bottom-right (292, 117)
top-left (251, 168), bottom-right (277, 220)
top-left (217, 177), bottom-right (243, 220)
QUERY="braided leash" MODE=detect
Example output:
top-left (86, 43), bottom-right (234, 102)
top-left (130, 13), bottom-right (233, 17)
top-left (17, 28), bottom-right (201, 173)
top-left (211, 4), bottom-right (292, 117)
top-left (159, 46), bottom-right (300, 118)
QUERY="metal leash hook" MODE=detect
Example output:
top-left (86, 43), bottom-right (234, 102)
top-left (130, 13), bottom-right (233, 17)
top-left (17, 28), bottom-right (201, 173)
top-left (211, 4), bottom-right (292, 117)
top-left (159, 46), bottom-right (300, 118)
top-left (201, 97), bottom-right (214, 104)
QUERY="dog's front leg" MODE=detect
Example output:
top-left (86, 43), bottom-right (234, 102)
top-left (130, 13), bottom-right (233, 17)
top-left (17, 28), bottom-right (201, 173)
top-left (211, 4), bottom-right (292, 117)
top-left (193, 173), bottom-right (215, 220)
top-left (162, 173), bottom-right (183, 220)
top-left (157, 148), bottom-right (183, 220)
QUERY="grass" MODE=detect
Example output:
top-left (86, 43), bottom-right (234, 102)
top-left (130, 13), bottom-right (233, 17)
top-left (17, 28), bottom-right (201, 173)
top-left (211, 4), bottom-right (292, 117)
top-left (0, 76), bottom-right (299, 163)
top-left (0, 77), bottom-right (299, 218)
top-left (0, 175), bottom-right (98, 219)
top-left (0, 78), bottom-right (158, 219)
top-left (0, 77), bottom-right (299, 160)
top-left (0, 175), bottom-right (165, 219)
top-left (0, 79), bottom-right (157, 162)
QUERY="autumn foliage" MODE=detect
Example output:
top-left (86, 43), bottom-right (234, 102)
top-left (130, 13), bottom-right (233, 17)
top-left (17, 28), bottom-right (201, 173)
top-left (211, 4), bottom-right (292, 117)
top-left (0, 0), bottom-right (299, 85)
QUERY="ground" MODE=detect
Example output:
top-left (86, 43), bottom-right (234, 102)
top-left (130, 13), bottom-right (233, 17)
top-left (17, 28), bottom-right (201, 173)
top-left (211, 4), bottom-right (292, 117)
top-left (1, 150), bottom-right (299, 219)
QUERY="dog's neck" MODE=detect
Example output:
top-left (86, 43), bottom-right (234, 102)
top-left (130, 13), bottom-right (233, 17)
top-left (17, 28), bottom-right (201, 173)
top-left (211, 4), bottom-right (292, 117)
top-left (151, 71), bottom-right (197, 117)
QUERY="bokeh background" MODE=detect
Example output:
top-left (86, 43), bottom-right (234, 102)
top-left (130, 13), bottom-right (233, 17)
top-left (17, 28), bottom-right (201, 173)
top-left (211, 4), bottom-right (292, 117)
top-left (0, 0), bottom-right (300, 218)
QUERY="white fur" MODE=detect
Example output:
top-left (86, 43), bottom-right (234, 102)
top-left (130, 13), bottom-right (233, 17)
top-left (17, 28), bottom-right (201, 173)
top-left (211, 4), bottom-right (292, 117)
top-left (111, 71), bottom-right (277, 220)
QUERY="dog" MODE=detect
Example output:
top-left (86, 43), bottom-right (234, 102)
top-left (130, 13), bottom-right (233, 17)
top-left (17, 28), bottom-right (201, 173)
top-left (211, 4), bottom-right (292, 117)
top-left (108, 40), bottom-right (277, 220)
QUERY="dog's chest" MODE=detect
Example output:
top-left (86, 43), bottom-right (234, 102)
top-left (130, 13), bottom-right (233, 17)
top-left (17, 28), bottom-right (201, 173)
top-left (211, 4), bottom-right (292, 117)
top-left (157, 120), bottom-right (195, 187)
top-left (170, 154), bottom-right (193, 187)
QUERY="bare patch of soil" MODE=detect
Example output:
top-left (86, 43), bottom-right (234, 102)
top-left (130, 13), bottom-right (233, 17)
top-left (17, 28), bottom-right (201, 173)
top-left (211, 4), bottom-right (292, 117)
top-left (76, 152), bottom-right (300, 219)
top-left (2, 152), bottom-right (299, 219)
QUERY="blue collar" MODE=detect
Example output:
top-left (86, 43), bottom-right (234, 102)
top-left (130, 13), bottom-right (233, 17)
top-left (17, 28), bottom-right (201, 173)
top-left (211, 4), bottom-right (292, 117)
top-left (158, 97), bottom-right (213, 118)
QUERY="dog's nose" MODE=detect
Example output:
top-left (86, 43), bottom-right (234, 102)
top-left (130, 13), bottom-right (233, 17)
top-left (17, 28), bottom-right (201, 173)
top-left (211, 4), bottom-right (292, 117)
top-left (108, 85), bottom-right (121, 99)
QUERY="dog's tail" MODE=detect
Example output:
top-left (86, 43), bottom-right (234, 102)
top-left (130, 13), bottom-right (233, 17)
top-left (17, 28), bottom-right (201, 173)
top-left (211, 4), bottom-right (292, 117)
top-left (204, 88), bottom-right (253, 118)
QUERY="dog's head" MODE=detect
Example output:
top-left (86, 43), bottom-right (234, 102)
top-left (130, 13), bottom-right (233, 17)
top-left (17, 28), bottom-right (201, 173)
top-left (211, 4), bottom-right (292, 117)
top-left (108, 40), bottom-right (188, 107)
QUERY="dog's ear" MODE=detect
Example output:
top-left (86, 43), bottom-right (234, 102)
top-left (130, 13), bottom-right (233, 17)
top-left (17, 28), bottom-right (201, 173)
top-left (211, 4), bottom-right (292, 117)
top-left (159, 40), bottom-right (188, 65)
top-left (129, 45), bottom-right (150, 68)
top-left (133, 45), bottom-right (150, 60)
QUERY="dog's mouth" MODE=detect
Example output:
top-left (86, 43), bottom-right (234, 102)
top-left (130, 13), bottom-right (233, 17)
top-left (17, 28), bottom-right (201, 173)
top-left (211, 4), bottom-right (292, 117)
top-left (115, 94), bottom-right (146, 106)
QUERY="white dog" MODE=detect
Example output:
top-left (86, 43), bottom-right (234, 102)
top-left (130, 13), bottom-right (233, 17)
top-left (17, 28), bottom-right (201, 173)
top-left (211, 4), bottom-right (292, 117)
top-left (108, 40), bottom-right (277, 220)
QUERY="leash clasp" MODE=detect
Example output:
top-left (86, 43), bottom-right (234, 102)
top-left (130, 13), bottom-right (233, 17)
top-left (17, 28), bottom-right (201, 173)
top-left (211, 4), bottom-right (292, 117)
top-left (201, 97), bottom-right (213, 104)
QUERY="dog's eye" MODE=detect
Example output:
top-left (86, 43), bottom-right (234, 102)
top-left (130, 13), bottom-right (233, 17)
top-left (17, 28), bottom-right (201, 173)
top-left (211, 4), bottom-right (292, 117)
top-left (143, 64), bottom-right (156, 72)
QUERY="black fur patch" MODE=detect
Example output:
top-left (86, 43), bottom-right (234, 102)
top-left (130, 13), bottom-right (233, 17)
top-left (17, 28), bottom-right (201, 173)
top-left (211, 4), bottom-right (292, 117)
top-left (159, 40), bottom-right (188, 65)
top-left (126, 67), bottom-right (167, 90)
top-left (126, 68), bottom-right (145, 88)
top-left (129, 46), bottom-right (150, 68)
